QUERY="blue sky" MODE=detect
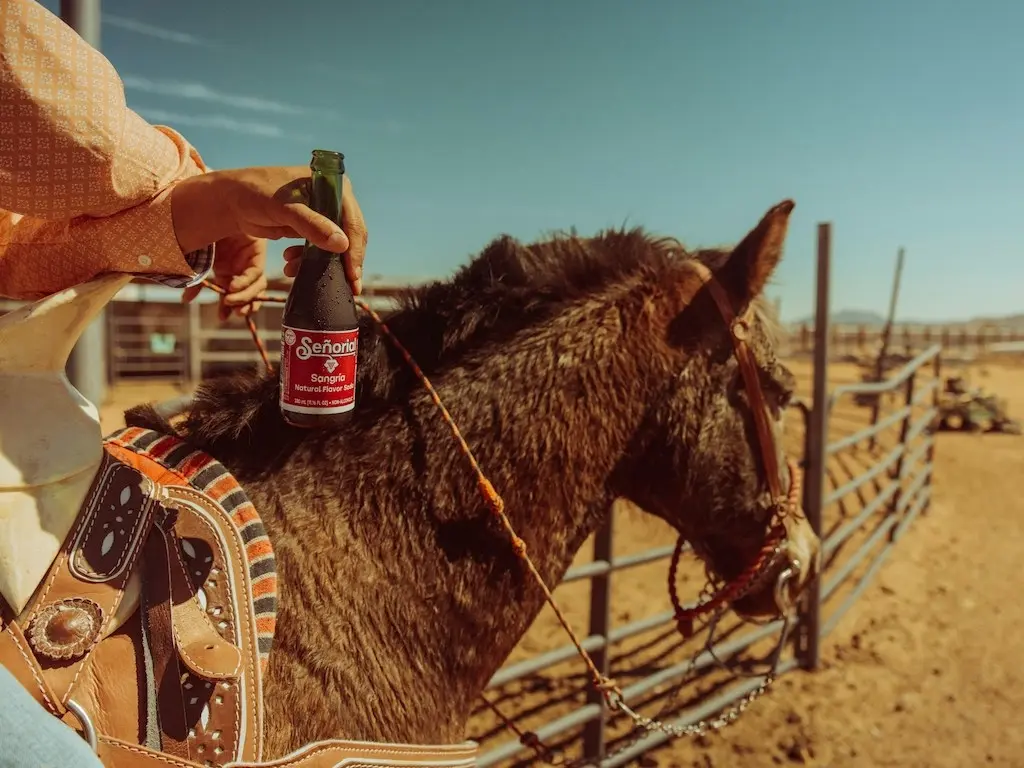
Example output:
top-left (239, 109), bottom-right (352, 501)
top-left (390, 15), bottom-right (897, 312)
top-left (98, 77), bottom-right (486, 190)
top-left (42, 0), bottom-right (1023, 322)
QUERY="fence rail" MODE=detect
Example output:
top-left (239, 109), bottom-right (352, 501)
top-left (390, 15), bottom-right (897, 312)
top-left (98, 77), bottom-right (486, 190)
top-left (787, 322), bottom-right (1022, 359)
top-left (0, 289), bottom-right (402, 385)
top-left (471, 341), bottom-right (942, 767)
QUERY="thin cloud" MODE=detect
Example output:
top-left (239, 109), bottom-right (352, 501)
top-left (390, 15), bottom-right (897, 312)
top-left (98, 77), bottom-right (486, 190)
top-left (123, 75), bottom-right (407, 133)
top-left (104, 15), bottom-right (377, 85)
top-left (102, 15), bottom-right (221, 48)
top-left (122, 76), bottom-right (305, 116)
top-left (133, 107), bottom-right (295, 139)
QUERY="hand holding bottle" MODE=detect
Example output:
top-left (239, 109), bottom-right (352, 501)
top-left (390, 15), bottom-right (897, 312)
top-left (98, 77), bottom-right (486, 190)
top-left (281, 174), bottom-right (366, 294)
top-left (172, 165), bottom-right (369, 298)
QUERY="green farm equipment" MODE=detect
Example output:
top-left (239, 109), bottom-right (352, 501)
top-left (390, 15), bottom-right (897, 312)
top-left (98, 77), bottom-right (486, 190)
top-left (934, 375), bottom-right (1022, 435)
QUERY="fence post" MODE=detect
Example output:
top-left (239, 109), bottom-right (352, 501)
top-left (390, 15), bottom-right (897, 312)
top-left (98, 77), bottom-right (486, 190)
top-left (581, 515), bottom-right (614, 762)
top-left (924, 351), bottom-right (942, 515)
top-left (797, 223), bottom-right (831, 672)
top-left (62, 0), bottom-right (108, 409)
top-left (188, 302), bottom-right (203, 384)
top-left (889, 371), bottom-right (916, 541)
top-left (106, 302), bottom-right (118, 386)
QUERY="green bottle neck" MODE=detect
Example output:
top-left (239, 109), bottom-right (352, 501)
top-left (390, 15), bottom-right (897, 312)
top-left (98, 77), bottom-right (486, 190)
top-left (309, 169), bottom-right (343, 228)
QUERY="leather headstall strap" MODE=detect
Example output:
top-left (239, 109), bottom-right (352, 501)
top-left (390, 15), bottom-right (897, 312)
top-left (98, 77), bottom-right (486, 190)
top-left (689, 261), bottom-right (785, 505)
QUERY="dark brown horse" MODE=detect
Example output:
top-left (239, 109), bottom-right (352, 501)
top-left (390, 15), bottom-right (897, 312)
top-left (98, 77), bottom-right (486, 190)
top-left (127, 200), bottom-right (820, 757)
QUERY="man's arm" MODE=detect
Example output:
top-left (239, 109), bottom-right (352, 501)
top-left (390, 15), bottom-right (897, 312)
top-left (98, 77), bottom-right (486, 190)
top-left (0, 0), bottom-right (214, 299)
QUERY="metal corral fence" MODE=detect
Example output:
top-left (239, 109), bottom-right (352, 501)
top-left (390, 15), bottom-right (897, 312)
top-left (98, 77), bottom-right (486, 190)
top-left (788, 321), bottom-right (1021, 360)
top-left (473, 224), bottom-right (943, 767)
top-left (0, 291), bottom-right (997, 383)
top-left (106, 307), bottom-right (1012, 382)
top-left (0, 287), bottom-right (407, 385)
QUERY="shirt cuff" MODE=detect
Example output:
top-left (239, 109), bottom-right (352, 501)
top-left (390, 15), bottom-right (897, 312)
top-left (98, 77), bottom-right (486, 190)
top-left (96, 167), bottom-right (214, 287)
top-left (138, 242), bottom-right (215, 289)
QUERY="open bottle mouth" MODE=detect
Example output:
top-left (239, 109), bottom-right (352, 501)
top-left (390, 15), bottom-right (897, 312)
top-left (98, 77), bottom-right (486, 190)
top-left (310, 149), bottom-right (346, 171)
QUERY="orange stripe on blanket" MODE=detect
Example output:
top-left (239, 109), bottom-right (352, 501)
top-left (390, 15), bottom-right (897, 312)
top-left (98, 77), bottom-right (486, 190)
top-left (232, 505), bottom-right (260, 527)
top-left (251, 576), bottom-right (278, 598)
top-left (104, 444), bottom-right (191, 487)
top-left (204, 473), bottom-right (237, 499)
top-left (246, 539), bottom-right (274, 562)
top-left (115, 426), bottom-right (146, 444)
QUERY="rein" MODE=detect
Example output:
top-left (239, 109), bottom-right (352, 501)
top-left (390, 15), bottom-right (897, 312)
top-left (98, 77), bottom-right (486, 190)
top-left (198, 264), bottom-right (801, 764)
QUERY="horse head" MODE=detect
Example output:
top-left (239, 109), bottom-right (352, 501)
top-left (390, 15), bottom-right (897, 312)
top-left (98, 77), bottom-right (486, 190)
top-left (609, 200), bottom-right (819, 621)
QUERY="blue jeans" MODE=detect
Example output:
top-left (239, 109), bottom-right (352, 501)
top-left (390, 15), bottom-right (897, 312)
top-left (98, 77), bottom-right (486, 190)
top-left (0, 665), bottom-right (103, 768)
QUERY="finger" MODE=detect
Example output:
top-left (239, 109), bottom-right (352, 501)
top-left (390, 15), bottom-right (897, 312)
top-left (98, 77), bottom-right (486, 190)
top-left (245, 224), bottom-right (301, 241)
top-left (281, 203), bottom-right (349, 253)
top-left (341, 177), bottom-right (368, 294)
top-left (224, 267), bottom-right (265, 307)
top-left (226, 265), bottom-right (260, 296)
top-left (283, 245), bottom-right (303, 279)
top-left (234, 275), bottom-right (267, 316)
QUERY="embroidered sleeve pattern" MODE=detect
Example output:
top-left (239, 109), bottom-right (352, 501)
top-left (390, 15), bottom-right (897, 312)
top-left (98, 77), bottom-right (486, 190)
top-left (0, 0), bottom-right (217, 299)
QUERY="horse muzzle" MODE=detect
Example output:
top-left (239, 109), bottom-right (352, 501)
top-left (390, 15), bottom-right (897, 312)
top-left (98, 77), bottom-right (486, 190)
top-left (730, 506), bottom-right (821, 620)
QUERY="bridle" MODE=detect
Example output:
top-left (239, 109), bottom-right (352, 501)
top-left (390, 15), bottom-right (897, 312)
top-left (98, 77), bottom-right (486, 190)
top-left (667, 261), bottom-right (803, 638)
top-left (201, 258), bottom-right (805, 765)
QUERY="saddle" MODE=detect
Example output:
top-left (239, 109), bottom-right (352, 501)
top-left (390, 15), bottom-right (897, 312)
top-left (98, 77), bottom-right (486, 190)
top-left (0, 277), bottom-right (478, 768)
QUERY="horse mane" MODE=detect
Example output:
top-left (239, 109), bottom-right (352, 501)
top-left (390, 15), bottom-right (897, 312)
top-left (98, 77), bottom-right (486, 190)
top-left (126, 227), bottom-right (781, 458)
top-left (378, 227), bottom-right (684, 376)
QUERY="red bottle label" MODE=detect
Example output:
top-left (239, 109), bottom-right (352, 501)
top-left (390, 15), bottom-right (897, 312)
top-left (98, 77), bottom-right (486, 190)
top-left (279, 325), bottom-right (358, 414)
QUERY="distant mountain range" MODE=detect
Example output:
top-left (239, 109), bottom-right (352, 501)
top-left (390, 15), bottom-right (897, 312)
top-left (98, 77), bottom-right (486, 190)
top-left (794, 310), bottom-right (1024, 329)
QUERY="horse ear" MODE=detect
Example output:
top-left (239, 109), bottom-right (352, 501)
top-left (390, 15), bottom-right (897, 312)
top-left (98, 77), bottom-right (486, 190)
top-left (717, 200), bottom-right (795, 307)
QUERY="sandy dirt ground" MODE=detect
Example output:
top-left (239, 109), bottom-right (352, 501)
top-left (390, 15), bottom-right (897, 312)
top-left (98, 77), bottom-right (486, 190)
top-left (99, 357), bottom-right (1024, 768)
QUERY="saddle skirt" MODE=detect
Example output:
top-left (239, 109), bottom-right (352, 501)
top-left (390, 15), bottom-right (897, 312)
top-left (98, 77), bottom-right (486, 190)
top-left (0, 426), bottom-right (478, 768)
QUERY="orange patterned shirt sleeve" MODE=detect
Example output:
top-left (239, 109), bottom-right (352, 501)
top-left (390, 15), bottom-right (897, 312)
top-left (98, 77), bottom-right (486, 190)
top-left (0, 0), bottom-right (215, 300)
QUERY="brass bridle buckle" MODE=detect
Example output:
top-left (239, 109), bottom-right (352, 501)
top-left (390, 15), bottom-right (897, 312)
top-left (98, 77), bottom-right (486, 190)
top-left (731, 316), bottom-right (751, 342)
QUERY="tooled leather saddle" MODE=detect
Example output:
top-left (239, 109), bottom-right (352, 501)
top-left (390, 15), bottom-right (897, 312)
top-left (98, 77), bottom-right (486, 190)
top-left (0, 426), bottom-right (478, 768)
